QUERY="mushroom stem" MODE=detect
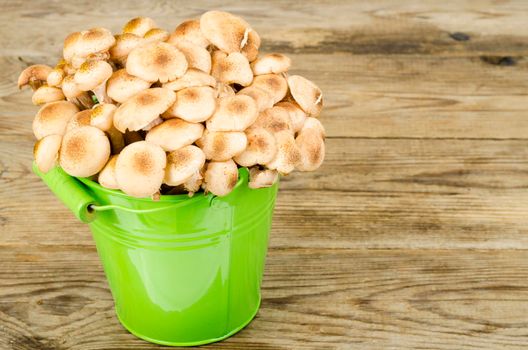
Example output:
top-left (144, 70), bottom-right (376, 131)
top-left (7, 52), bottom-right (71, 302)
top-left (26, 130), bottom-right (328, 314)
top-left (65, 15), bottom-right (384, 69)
top-left (92, 83), bottom-right (111, 104)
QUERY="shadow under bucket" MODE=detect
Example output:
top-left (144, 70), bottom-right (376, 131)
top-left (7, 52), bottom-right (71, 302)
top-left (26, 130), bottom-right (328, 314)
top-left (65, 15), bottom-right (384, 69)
top-left (34, 164), bottom-right (278, 346)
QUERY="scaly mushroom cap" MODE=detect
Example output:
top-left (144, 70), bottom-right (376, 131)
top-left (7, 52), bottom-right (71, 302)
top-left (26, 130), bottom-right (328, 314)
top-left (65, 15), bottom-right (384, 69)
top-left (302, 117), bottom-right (326, 138)
top-left (74, 60), bottom-right (113, 91)
top-left (241, 29), bottom-right (260, 62)
top-left (126, 41), bottom-right (188, 83)
top-left (252, 106), bottom-right (293, 135)
top-left (251, 53), bottom-right (291, 75)
top-left (237, 86), bottom-right (274, 112)
top-left (59, 126), bottom-right (111, 177)
top-left (200, 11), bottom-right (250, 53)
top-left (33, 101), bottom-right (80, 139)
top-left (275, 101), bottom-right (307, 133)
top-left (162, 68), bottom-right (216, 91)
top-left (71, 28), bottom-right (115, 60)
top-left (106, 69), bottom-right (151, 103)
top-left (61, 75), bottom-right (82, 99)
top-left (18, 64), bottom-right (52, 90)
top-left (33, 134), bottom-right (62, 173)
top-left (123, 17), bottom-right (157, 37)
top-left (113, 87), bottom-right (176, 132)
top-left (203, 159), bottom-right (239, 197)
top-left (233, 127), bottom-right (277, 167)
top-left (143, 28), bottom-right (170, 43)
top-left (211, 52), bottom-right (253, 86)
top-left (206, 95), bottom-right (258, 131)
top-left (169, 39), bottom-right (211, 73)
top-left (250, 74), bottom-right (288, 104)
top-left (196, 130), bottom-right (247, 161)
top-left (145, 118), bottom-right (204, 151)
top-left (66, 109), bottom-right (92, 131)
top-left (98, 155), bottom-right (119, 189)
top-left (63, 32), bottom-right (82, 62)
top-left (163, 86), bottom-right (216, 122)
top-left (90, 103), bottom-right (117, 131)
top-left (168, 19), bottom-right (210, 49)
top-left (265, 130), bottom-right (301, 175)
top-left (32, 85), bottom-right (65, 105)
top-left (47, 68), bottom-right (65, 87)
top-left (109, 33), bottom-right (145, 65)
top-left (287, 75), bottom-right (323, 117)
top-left (295, 119), bottom-right (325, 171)
top-left (164, 145), bottom-right (206, 186)
top-left (248, 167), bottom-right (279, 189)
top-left (115, 141), bottom-right (166, 198)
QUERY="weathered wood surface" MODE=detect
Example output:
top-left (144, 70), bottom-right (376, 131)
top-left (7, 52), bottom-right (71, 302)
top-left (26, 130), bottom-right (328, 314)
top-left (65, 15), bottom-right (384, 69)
top-left (2, 0), bottom-right (528, 349)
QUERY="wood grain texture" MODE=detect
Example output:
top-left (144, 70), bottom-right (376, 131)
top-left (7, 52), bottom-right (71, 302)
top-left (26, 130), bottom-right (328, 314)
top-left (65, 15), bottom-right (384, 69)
top-left (1, 0), bottom-right (528, 349)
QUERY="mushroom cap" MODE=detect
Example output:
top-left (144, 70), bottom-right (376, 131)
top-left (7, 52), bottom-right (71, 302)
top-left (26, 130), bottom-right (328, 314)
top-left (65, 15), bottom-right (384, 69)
top-left (199, 11), bottom-right (250, 53)
top-left (33, 134), bottom-right (62, 173)
top-left (215, 82), bottom-right (236, 98)
top-left (169, 39), bottom-right (211, 73)
top-left (203, 159), bottom-right (239, 197)
top-left (164, 145), bottom-right (206, 186)
top-left (143, 28), bottom-right (170, 43)
top-left (169, 19), bottom-right (210, 49)
top-left (113, 87), bottom-right (176, 132)
top-left (66, 109), bottom-right (92, 131)
top-left (126, 41), bottom-right (188, 83)
top-left (115, 141), bottom-right (167, 198)
top-left (295, 125), bottom-right (325, 172)
top-left (47, 67), bottom-right (66, 87)
top-left (233, 127), bottom-right (277, 167)
top-left (59, 126), bottom-right (111, 177)
top-left (183, 171), bottom-right (203, 194)
top-left (145, 118), bottom-right (204, 151)
top-left (241, 29), bottom-right (260, 62)
top-left (109, 33), bottom-right (145, 64)
top-left (74, 60), bottom-right (113, 91)
top-left (211, 52), bottom-right (253, 86)
top-left (33, 101), bottom-right (80, 139)
top-left (237, 86), bottom-right (274, 112)
top-left (248, 167), bottom-right (278, 189)
top-left (73, 28), bottom-right (116, 59)
top-left (163, 86), bottom-right (216, 123)
top-left (63, 32), bottom-right (82, 62)
top-left (18, 64), bottom-right (52, 89)
top-left (61, 75), bottom-right (83, 99)
top-left (265, 130), bottom-right (301, 175)
top-left (32, 85), bottom-right (65, 105)
top-left (302, 117), bottom-right (326, 138)
top-left (251, 53), bottom-right (291, 75)
top-left (206, 95), bottom-right (258, 132)
top-left (106, 69), bottom-right (151, 103)
top-left (123, 17), bottom-right (157, 37)
top-left (275, 101), bottom-right (307, 133)
top-left (162, 68), bottom-right (216, 91)
top-left (196, 130), bottom-right (247, 161)
top-left (287, 75), bottom-right (323, 117)
top-left (250, 74), bottom-right (288, 104)
top-left (252, 106), bottom-right (293, 135)
top-left (98, 155), bottom-right (119, 189)
top-left (90, 103), bottom-right (117, 131)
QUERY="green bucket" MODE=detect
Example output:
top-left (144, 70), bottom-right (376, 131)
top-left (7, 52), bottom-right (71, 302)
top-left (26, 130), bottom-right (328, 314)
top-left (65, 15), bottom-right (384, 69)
top-left (33, 164), bottom-right (278, 346)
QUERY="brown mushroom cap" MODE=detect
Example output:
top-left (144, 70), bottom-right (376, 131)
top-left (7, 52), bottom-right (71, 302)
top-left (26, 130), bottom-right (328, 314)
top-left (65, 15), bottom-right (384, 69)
top-left (126, 41), bottom-right (188, 83)
top-left (63, 32), bottom-right (82, 62)
top-left (18, 64), bottom-right (52, 90)
top-left (115, 141), bottom-right (167, 198)
top-left (32, 85), bottom-right (65, 105)
top-left (250, 74), bottom-right (288, 104)
top-left (113, 87), bottom-right (176, 132)
top-left (241, 29), bottom-right (260, 62)
top-left (145, 118), bottom-right (204, 151)
top-left (248, 167), bottom-right (278, 189)
top-left (162, 68), bottom-right (216, 91)
top-left (233, 127), bottom-right (277, 167)
top-left (123, 17), bottom-right (157, 37)
top-left (143, 28), bottom-right (170, 43)
top-left (70, 28), bottom-right (115, 61)
top-left (98, 155), bottom-right (119, 189)
top-left (237, 86), bottom-right (274, 112)
top-left (275, 101), bottom-right (307, 133)
top-left (287, 75), bottom-right (323, 117)
top-left (251, 53), bottom-right (291, 75)
top-left (66, 109), bottom-right (92, 131)
top-left (203, 159), bottom-right (239, 197)
top-left (60, 75), bottom-right (94, 109)
top-left (163, 86), bottom-right (216, 123)
top-left (33, 134), bottom-right (62, 173)
top-left (211, 52), bottom-right (253, 86)
top-left (33, 101), bottom-right (80, 139)
top-left (265, 130), bottom-right (301, 175)
top-left (106, 69), bottom-right (151, 103)
top-left (109, 33), bottom-right (145, 65)
top-left (74, 60), bottom-right (113, 91)
top-left (206, 95), bottom-right (258, 132)
top-left (169, 39), bottom-right (211, 73)
top-left (59, 126), bottom-right (111, 177)
top-left (164, 145), bottom-right (206, 186)
top-left (47, 65), bottom-right (66, 87)
top-left (196, 130), bottom-right (247, 161)
top-left (302, 117), bottom-right (326, 138)
top-left (168, 19), bottom-right (210, 48)
top-left (251, 106), bottom-right (293, 135)
top-left (199, 11), bottom-right (250, 53)
top-left (90, 103), bottom-right (117, 131)
top-left (295, 122), bottom-right (325, 171)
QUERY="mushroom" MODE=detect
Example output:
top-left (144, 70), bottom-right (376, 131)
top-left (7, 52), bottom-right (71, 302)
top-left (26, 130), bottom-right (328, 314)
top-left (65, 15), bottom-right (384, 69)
top-left (66, 28), bottom-right (116, 69)
top-left (233, 127), bottom-right (277, 167)
top-left (302, 117), bottom-right (326, 138)
top-left (211, 52), bottom-right (253, 86)
top-left (32, 100), bottom-right (80, 139)
top-left (164, 145), bottom-right (206, 186)
top-left (203, 159), bottom-right (239, 197)
top-left (59, 126), bottom-right (111, 177)
top-left (295, 118), bottom-right (325, 171)
top-left (251, 106), bottom-right (293, 135)
top-left (215, 82), bottom-right (236, 98)
top-left (169, 39), bottom-right (211, 73)
top-left (126, 41), bottom-right (188, 83)
top-left (90, 103), bottom-right (117, 132)
top-left (168, 19), bottom-right (210, 48)
top-left (63, 31), bottom-right (82, 63)
top-left (182, 171), bottom-right (204, 195)
top-left (275, 101), bottom-right (307, 133)
top-left (115, 141), bottom-right (167, 198)
top-left (206, 95), bottom-right (258, 132)
top-left (264, 130), bottom-right (301, 175)
top-left (66, 109), bottom-right (92, 131)
top-left (61, 75), bottom-right (94, 109)
top-left (123, 17), bottom-right (157, 37)
top-left (251, 53), bottom-right (291, 75)
top-left (98, 155), bottom-right (119, 189)
top-left (163, 86), bottom-right (216, 122)
top-left (106, 69), bottom-right (151, 103)
top-left (109, 33), bottom-right (145, 66)
top-left (237, 86), bottom-right (274, 112)
top-left (248, 167), bottom-right (279, 189)
top-left (250, 74), bottom-right (288, 104)
top-left (74, 60), bottom-right (113, 103)
top-left (113, 87), bottom-right (176, 132)
top-left (287, 75), bottom-right (323, 117)
top-left (47, 60), bottom-right (67, 87)
top-left (143, 28), bottom-right (170, 43)
top-left (141, 117), bottom-right (164, 131)
top-left (196, 130), bottom-right (247, 161)
top-left (18, 64), bottom-right (52, 90)
top-left (32, 85), bottom-right (65, 105)
top-left (162, 68), bottom-right (216, 91)
top-left (241, 29), bottom-right (260, 62)
top-left (145, 118), bottom-right (204, 151)
top-left (33, 134), bottom-right (62, 173)
top-left (199, 11), bottom-right (250, 53)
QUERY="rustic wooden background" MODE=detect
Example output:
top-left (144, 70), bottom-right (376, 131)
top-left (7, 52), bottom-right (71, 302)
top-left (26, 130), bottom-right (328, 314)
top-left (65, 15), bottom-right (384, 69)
top-left (2, 0), bottom-right (528, 349)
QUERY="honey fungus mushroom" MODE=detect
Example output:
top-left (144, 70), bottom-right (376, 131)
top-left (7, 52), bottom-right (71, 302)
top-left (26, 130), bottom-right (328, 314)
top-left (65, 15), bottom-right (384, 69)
top-left (169, 39), bottom-right (211, 73)
top-left (250, 74), bottom-right (288, 104)
top-left (74, 60), bottom-right (113, 103)
top-left (251, 53), bottom-right (291, 75)
top-left (18, 64), bottom-right (53, 90)
top-left (32, 101), bottom-right (80, 139)
top-left (145, 118), bottom-right (204, 151)
top-left (61, 75), bottom-right (94, 109)
top-left (233, 127), bottom-right (277, 167)
top-left (31, 85), bottom-right (65, 105)
top-left (123, 17), bottom-right (157, 37)
top-left (200, 11), bottom-right (251, 53)
top-left (295, 118), bottom-right (326, 171)
top-left (206, 95), bottom-right (258, 132)
top-left (196, 130), bottom-right (247, 161)
top-left (248, 167), bottom-right (279, 189)
top-left (33, 134), bottom-right (62, 173)
top-left (106, 69), bottom-right (151, 103)
top-left (164, 145), bottom-right (206, 186)
top-left (162, 68), bottom-right (216, 91)
top-left (287, 75), bottom-right (323, 117)
top-left (203, 159), bottom-right (239, 197)
top-left (211, 52), bottom-right (253, 86)
top-left (98, 155), bottom-right (119, 189)
top-left (168, 19), bottom-right (210, 49)
top-left (109, 33), bottom-right (145, 66)
top-left (163, 86), bottom-right (216, 123)
top-left (63, 28), bottom-right (115, 69)
top-left (265, 130), bottom-right (301, 175)
top-left (66, 110), bottom-right (92, 131)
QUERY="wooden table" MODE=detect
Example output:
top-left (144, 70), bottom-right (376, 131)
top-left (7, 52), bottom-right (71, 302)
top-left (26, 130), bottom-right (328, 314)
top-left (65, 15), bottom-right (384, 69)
top-left (2, 1), bottom-right (528, 349)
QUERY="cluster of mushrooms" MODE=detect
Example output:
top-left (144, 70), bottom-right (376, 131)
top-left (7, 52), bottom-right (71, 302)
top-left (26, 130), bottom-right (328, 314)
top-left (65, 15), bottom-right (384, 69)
top-left (20, 11), bottom-right (325, 198)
